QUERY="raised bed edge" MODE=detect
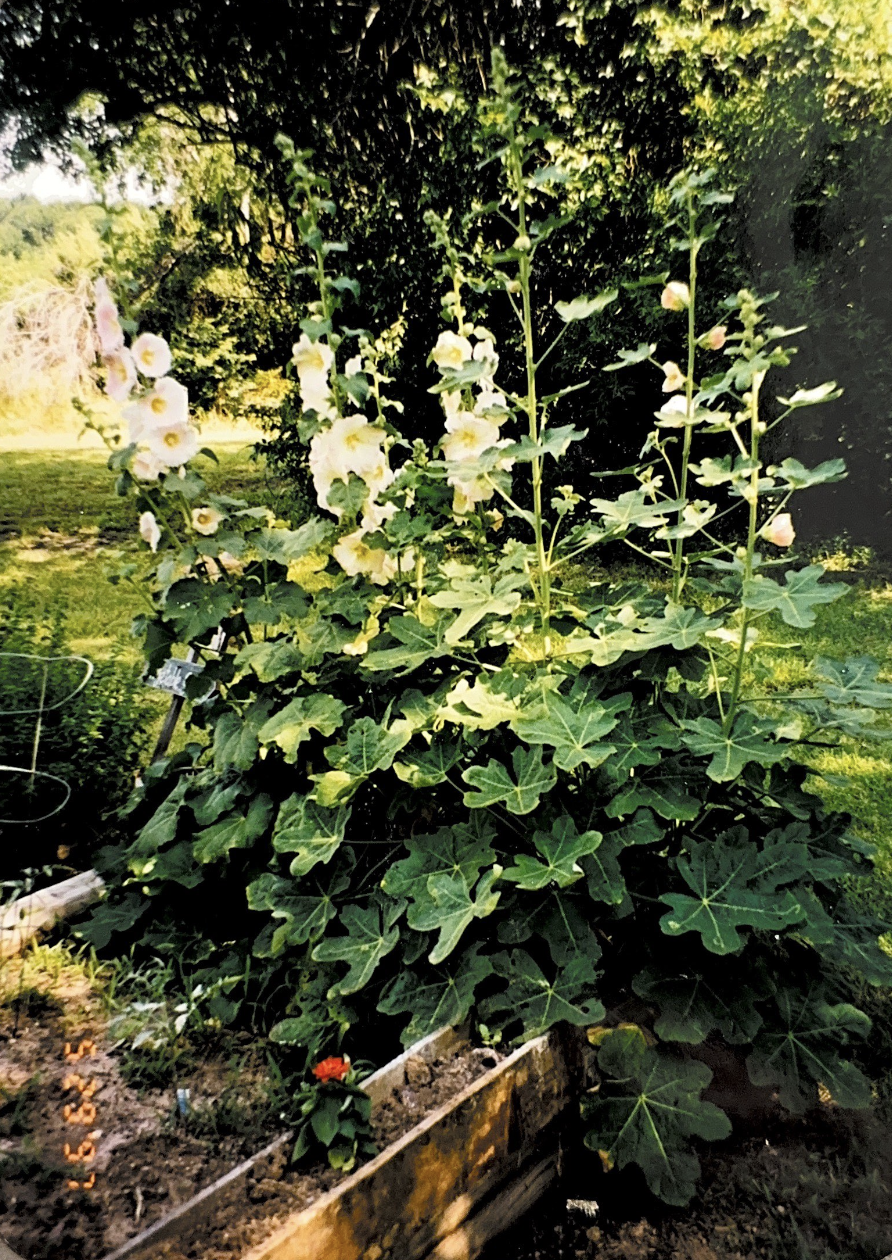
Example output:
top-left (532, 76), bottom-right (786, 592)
top-left (97, 1025), bottom-right (466, 1260)
top-left (0, 869), bottom-right (105, 959)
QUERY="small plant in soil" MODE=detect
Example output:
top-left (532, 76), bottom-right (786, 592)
top-left (81, 50), bottom-right (892, 1206)
top-left (281, 1055), bottom-right (376, 1172)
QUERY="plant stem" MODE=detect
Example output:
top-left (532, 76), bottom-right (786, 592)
top-left (724, 373), bottom-right (763, 732)
top-left (671, 190), bottom-right (698, 603)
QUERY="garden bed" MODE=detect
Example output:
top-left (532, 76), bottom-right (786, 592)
top-left (0, 948), bottom-right (541, 1260)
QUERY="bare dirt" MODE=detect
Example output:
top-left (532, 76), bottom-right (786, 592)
top-left (0, 967), bottom-right (502, 1260)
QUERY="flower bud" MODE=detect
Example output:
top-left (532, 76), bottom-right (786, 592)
top-left (705, 325), bottom-right (727, 350)
top-left (761, 513), bottom-right (795, 548)
top-left (513, 234), bottom-right (531, 251)
top-left (660, 281), bottom-right (690, 311)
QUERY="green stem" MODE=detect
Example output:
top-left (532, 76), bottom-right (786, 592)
top-left (508, 130), bottom-right (551, 644)
top-left (671, 191), bottom-right (699, 603)
top-left (724, 373), bottom-right (763, 732)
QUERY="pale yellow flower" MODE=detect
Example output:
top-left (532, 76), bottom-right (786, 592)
top-left (761, 513), bottom-right (795, 547)
top-left (660, 281), bottom-right (690, 311)
top-left (441, 412), bottom-right (500, 463)
top-left (192, 506), bottom-right (224, 536)
top-left (661, 361), bottom-right (686, 393)
top-left (332, 530), bottom-right (397, 585)
top-left (139, 511), bottom-right (161, 552)
top-left (705, 325), bottom-right (727, 350)
top-left (147, 421), bottom-right (200, 468)
top-left (431, 330), bottom-right (473, 371)
top-left (132, 332), bottom-right (172, 379)
top-left (132, 450), bottom-right (164, 482)
top-left (95, 298), bottom-right (124, 355)
top-left (104, 349), bottom-right (137, 402)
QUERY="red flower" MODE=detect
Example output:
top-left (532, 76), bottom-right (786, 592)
top-left (313, 1056), bottom-right (350, 1083)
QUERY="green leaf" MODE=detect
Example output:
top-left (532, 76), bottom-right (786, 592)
top-left (584, 1028), bottom-right (731, 1206)
top-left (590, 490), bottom-right (684, 530)
top-left (272, 795), bottom-right (350, 877)
top-left (378, 945), bottom-right (495, 1045)
top-left (510, 426), bottom-right (589, 462)
top-left (392, 736), bottom-right (462, 788)
top-left (193, 794), bottom-right (273, 863)
top-left (659, 827), bottom-right (810, 954)
top-left (640, 604), bottom-right (715, 650)
top-left (603, 342), bottom-right (656, 372)
top-left (742, 566), bottom-right (848, 629)
top-left (325, 716), bottom-right (412, 775)
top-left (770, 458), bottom-right (846, 490)
top-left (776, 381), bottom-right (842, 409)
top-left (462, 745), bottom-right (558, 815)
top-left (312, 902), bottom-right (402, 996)
top-left (633, 964), bottom-right (763, 1045)
top-left (514, 692), bottom-right (620, 770)
top-left (382, 819), bottom-right (497, 902)
top-left (252, 518), bottom-right (331, 562)
top-left (235, 640), bottom-right (304, 682)
top-left (554, 289), bottom-right (618, 322)
top-left (813, 655), bottom-right (892, 709)
top-left (165, 578), bottom-right (236, 639)
top-left (438, 672), bottom-right (530, 730)
top-left (131, 780), bottom-right (189, 856)
top-left (605, 777), bottom-right (701, 822)
top-left (582, 832), bottom-right (628, 906)
top-left (247, 866), bottom-right (350, 951)
top-left (679, 713), bottom-right (786, 782)
top-left (499, 889), bottom-right (603, 968)
top-left (482, 952), bottom-right (604, 1041)
top-left (362, 615), bottom-right (451, 674)
top-left (258, 694), bottom-right (347, 763)
top-left (243, 582), bottom-right (310, 626)
top-left (797, 894), bottom-right (892, 986)
top-left (504, 816), bottom-right (604, 890)
top-left (213, 699), bottom-right (275, 773)
top-left (428, 572), bottom-right (525, 644)
top-left (605, 718), bottom-right (680, 774)
top-left (407, 869), bottom-right (501, 965)
top-left (747, 985), bottom-right (872, 1112)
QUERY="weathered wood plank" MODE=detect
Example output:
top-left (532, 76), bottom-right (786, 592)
top-left (0, 869), bottom-right (105, 958)
top-left (425, 1153), bottom-right (560, 1260)
top-left (241, 1032), bottom-right (575, 1260)
top-left (97, 1027), bottom-right (465, 1260)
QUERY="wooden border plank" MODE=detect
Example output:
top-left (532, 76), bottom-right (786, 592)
top-left (0, 869), bottom-right (104, 958)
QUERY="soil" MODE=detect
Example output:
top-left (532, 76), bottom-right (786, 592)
top-left (482, 1095), bottom-right (892, 1260)
top-left (146, 1045), bottom-right (503, 1260)
top-left (0, 962), bottom-right (502, 1260)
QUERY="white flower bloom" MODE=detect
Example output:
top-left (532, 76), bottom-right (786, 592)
top-left (761, 512), bottom-right (795, 547)
top-left (344, 355), bottom-right (363, 377)
top-left (132, 450), bottom-right (164, 482)
top-left (147, 421), bottom-right (200, 468)
top-left (361, 499), bottom-right (398, 532)
top-left (293, 334), bottom-right (334, 413)
top-left (192, 506), bottom-right (224, 536)
top-left (660, 281), bottom-right (690, 311)
top-left (332, 529), bottom-right (398, 585)
top-left (104, 348), bottom-right (137, 402)
top-left (292, 333), bottom-right (334, 378)
top-left (310, 414), bottom-right (387, 481)
top-left (431, 330), bottom-right (473, 371)
top-left (441, 412), bottom-right (501, 463)
top-left (132, 332), bottom-right (172, 379)
top-left (472, 338), bottom-right (499, 381)
top-left (475, 388), bottom-right (508, 419)
top-left (139, 511), bottom-right (161, 552)
top-left (661, 361), bottom-right (686, 393)
top-left (133, 377), bottom-right (190, 430)
top-left (441, 389), bottom-right (462, 419)
top-left (95, 298), bottom-right (124, 355)
top-left (452, 477), bottom-right (495, 515)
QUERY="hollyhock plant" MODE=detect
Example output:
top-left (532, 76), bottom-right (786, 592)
top-left (104, 348), bottom-right (137, 402)
top-left (83, 75), bottom-right (889, 1212)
